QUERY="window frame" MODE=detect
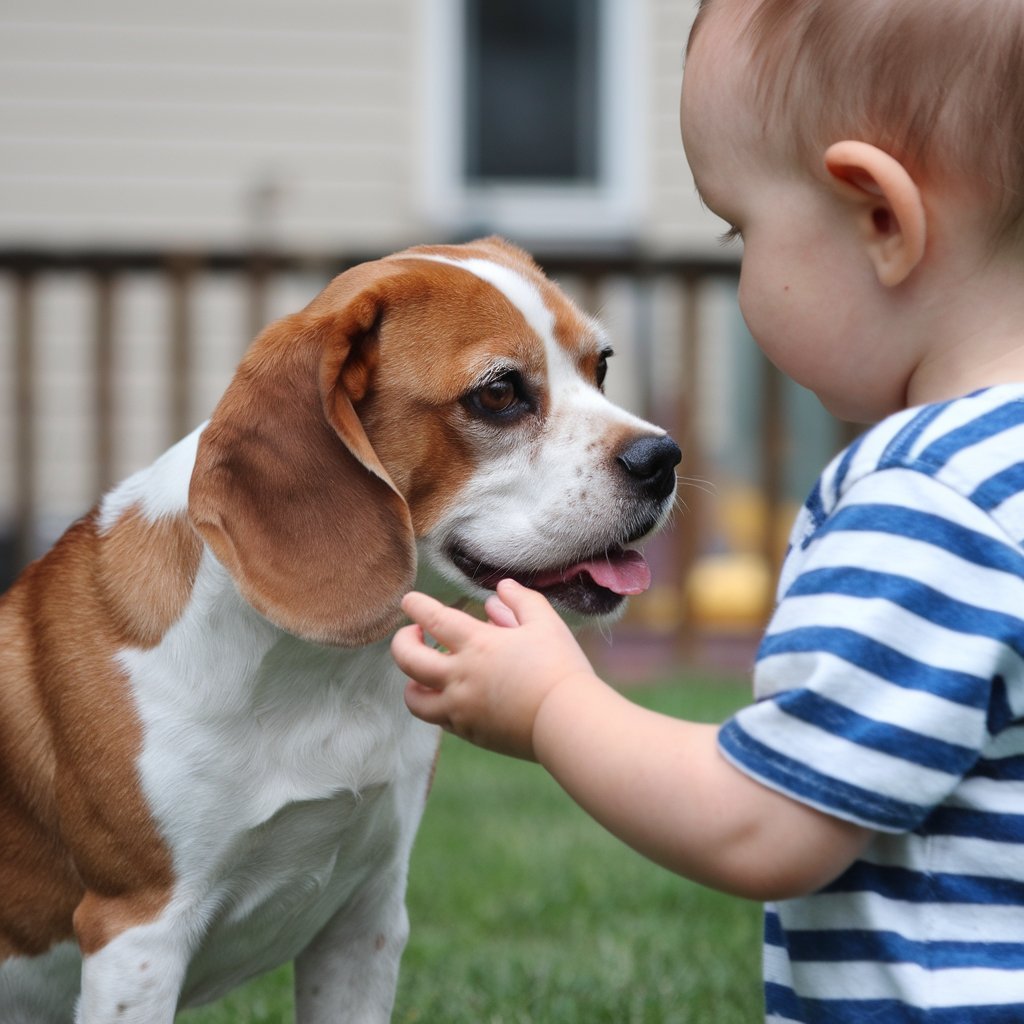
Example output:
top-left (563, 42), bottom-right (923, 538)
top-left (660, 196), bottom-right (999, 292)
top-left (420, 0), bottom-right (645, 241)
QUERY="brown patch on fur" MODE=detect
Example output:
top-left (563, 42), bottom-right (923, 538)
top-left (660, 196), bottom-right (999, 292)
top-left (73, 888), bottom-right (171, 958)
top-left (356, 263), bottom-right (541, 535)
top-left (0, 582), bottom-right (80, 957)
top-left (97, 509), bottom-right (203, 649)
top-left (189, 296), bottom-right (418, 650)
top-left (0, 515), bottom-right (177, 959)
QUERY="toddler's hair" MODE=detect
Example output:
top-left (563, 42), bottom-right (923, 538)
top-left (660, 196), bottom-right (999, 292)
top-left (691, 0), bottom-right (1024, 247)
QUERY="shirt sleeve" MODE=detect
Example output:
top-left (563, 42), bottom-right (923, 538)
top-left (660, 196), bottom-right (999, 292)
top-left (718, 466), bottom-right (1024, 832)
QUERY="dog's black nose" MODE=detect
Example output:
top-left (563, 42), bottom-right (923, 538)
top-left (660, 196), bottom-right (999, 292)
top-left (617, 434), bottom-right (681, 500)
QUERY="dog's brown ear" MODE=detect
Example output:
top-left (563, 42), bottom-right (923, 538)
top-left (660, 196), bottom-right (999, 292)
top-left (188, 262), bottom-right (416, 647)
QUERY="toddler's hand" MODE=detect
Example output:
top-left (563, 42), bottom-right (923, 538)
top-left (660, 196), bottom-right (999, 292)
top-left (391, 579), bottom-right (596, 760)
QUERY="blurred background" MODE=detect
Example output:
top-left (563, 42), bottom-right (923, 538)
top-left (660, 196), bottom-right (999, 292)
top-left (0, 0), bottom-right (855, 676)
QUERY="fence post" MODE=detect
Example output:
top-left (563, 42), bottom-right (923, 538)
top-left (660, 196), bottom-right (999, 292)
top-left (676, 271), bottom-right (703, 658)
top-left (167, 256), bottom-right (196, 445)
top-left (14, 267), bottom-right (35, 568)
top-left (93, 263), bottom-right (115, 497)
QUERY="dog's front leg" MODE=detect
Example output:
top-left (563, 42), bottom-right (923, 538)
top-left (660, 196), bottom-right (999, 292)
top-left (294, 866), bottom-right (410, 1024)
top-left (75, 914), bottom-right (187, 1024)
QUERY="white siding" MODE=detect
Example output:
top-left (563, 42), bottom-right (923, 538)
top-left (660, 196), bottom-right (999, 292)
top-left (0, 0), bottom-right (422, 249)
top-left (0, 0), bottom-right (726, 254)
top-left (644, 0), bottom-right (727, 252)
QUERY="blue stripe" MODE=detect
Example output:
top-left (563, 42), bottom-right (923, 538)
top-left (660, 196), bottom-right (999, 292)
top-left (831, 433), bottom-right (866, 504)
top-left (758, 626), bottom-right (989, 708)
top-left (805, 479), bottom-right (826, 534)
top-left (773, 689), bottom-right (978, 774)
top-left (719, 719), bottom-right (926, 830)
top-left (917, 402), bottom-right (1024, 471)
top-left (786, 566), bottom-right (1024, 654)
top-left (974, 750), bottom-right (1024, 782)
top-left (879, 401), bottom-right (954, 465)
top-left (824, 861), bottom-right (1024, 905)
top-left (816, 503), bottom-right (1024, 577)
top-left (766, 986), bottom-right (1024, 1024)
top-left (971, 462), bottom-right (1024, 512)
top-left (764, 981), bottom-right (805, 1020)
top-left (921, 806), bottom-right (1024, 843)
top-left (987, 675), bottom-right (1017, 736)
top-left (780, 927), bottom-right (1024, 969)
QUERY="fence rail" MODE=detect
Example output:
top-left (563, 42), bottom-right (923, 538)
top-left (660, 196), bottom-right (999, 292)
top-left (0, 245), bottom-right (842, 661)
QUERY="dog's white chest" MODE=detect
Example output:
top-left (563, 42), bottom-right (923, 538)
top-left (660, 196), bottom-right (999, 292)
top-left (119, 585), bottom-right (438, 1007)
top-left (179, 780), bottom-right (407, 1006)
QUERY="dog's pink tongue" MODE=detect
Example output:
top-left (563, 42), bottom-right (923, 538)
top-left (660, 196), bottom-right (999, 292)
top-left (534, 549), bottom-right (652, 596)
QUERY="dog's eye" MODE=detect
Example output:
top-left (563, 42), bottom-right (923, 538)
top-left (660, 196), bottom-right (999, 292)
top-left (478, 379), bottom-right (517, 413)
top-left (466, 373), bottom-right (528, 419)
top-left (596, 348), bottom-right (613, 391)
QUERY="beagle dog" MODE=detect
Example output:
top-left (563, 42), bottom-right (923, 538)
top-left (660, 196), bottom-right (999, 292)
top-left (0, 237), bottom-right (680, 1023)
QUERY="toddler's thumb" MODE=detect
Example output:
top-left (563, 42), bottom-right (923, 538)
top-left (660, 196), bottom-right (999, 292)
top-left (484, 593), bottom-right (518, 628)
top-left (494, 578), bottom-right (555, 623)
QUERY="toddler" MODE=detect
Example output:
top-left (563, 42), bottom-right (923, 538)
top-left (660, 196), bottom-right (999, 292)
top-left (392, 1), bottom-right (1024, 1019)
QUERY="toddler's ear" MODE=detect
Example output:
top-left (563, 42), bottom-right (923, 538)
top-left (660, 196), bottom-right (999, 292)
top-left (824, 141), bottom-right (926, 288)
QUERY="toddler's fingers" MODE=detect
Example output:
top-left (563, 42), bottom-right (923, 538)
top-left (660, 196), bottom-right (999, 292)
top-left (484, 593), bottom-right (518, 628)
top-left (494, 578), bottom-right (558, 624)
top-left (404, 679), bottom-right (452, 728)
top-left (400, 591), bottom-right (481, 649)
top-left (391, 623), bottom-right (452, 689)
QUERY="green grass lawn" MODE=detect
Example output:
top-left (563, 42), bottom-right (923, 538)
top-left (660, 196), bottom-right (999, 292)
top-left (180, 675), bottom-right (761, 1023)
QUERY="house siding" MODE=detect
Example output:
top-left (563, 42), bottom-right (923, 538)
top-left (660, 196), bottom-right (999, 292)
top-left (0, 0), bottom-right (422, 249)
top-left (1, 0), bottom-right (721, 252)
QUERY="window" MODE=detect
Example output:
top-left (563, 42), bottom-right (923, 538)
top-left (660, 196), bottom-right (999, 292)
top-left (464, 0), bottom-right (599, 185)
top-left (422, 0), bottom-right (643, 241)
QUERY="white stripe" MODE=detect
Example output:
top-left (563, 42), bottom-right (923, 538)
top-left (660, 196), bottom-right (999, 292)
top-left (938, 423), bottom-right (1024, 493)
top-left (791, 471), bottom-right (1024, 619)
top-left (987, 725), bottom-right (1024, 759)
top-left (778, 959), bottom-right (1024, 1008)
top-left (755, 650), bottom-right (988, 749)
top-left (768, 589), bottom-right (1020, 677)
top-left (411, 254), bottom-right (558, 350)
top-left (763, 939), bottom-right (795, 987)
top-left (789, 890), bottom-right (1024, 944)
top-left (907, 386), bottom-right (1024, 461)
top-left (733, 702), bottom-right (958, 807)
top-left (948, 775), bottom-right (1024, 816)
top-left (867, 831), bottom-right (1024, 881)
top-left (991, 486), bottom-right (1024, 532)
top-left (832, 405), bottom-right (918, 488)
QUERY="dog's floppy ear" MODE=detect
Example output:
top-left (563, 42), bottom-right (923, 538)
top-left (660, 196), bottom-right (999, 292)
top-left (188, 261), bottom-right (416, 647)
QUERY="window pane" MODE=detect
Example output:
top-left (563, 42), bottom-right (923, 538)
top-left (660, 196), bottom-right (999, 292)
top-left (463, 0), bottom-right (599, 184)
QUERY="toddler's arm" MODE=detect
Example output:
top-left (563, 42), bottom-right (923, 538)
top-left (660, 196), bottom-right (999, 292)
top-left (392, 579), bottom-right (873, 900)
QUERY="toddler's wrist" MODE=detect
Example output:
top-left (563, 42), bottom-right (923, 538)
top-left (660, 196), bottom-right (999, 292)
top-left (530, 668), bottom-right (605, 764)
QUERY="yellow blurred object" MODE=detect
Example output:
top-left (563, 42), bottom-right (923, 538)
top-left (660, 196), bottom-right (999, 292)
top-left (629, 583), bottom-right (682, 629)
top-left (686, 552), bottom-right (773, 629)
top-left (716, 483), bottom-right (798, 564)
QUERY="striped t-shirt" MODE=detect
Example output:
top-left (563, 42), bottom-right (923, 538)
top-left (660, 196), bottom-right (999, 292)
top-left (719, 385), bottom-right (1024, 1023)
